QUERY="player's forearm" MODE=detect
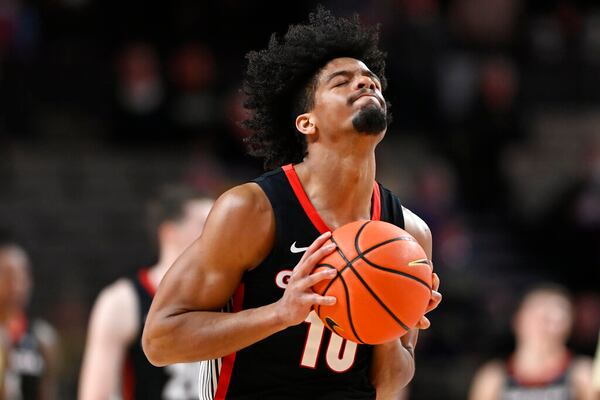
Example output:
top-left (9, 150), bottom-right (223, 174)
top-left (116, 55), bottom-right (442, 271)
top-left (78, 353), bottom-right (122, 400)
top-left (143, 302), bottom-right (287, 366)
top-left (371, 338), bottom-right (416, 398)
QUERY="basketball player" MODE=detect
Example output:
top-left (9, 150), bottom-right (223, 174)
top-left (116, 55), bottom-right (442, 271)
top-left (592, 332), bottom-right (600, 398)
top-left (0, 241), bottom-right (59, 400)
top-left (143, 8), bottom-right (441, 399)
top-left (78, 185), bottom-right (213, 400)
top-left (0, 246), bottom-right (13, 400)
top-left (469, 284), bottom-right (594, 400)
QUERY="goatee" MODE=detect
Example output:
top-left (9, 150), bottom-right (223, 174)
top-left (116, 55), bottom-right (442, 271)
top-left (352, 104), bottom-right (387, 134)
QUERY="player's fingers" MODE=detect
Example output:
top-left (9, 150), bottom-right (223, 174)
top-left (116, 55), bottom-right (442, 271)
top-left (300, 231), bottom-right (332, 263)
top-left (426, 290), bottom-right (442, 313)
top-left (303, 268), bottom-right (337, 289)
top-left (432, 272), bottom-right (440, 292)
top-left (307, 293), bottom-right (336, 306)
top-left (416, 316), bottom-right (431, 330)
top-left (295, 242), bottom-right (336, 277)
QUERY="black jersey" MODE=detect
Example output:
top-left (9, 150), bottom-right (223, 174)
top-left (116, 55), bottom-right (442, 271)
top-left (502, 354), bottom-right (574, 400)
top-left (200, 164), bottom-right (405, 400)
top-left (6, 317), bottom-right (48, 400)
top-left (124, 269), bottom-right (200, 400)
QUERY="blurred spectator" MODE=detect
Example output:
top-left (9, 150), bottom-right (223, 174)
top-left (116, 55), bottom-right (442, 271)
top-left (449, 0), bottom-right (520, 45)
top-left (0, 241), bottom-right (59, 400)
top-left (79, 185), bottom-right (213, 400)
top-left (113, 42), bottom-right (168, 143)
top-left (0, 248), bottom-right (13, 399)
top-left (469, 284), bottom-right (593, 400)
top-left (168, 42), bottom-right (219, 134)
top-left (116, 43), bottom-right (164, 116)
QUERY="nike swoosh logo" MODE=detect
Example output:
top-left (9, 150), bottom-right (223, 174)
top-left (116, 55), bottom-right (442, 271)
top-left (325, 317), bottom-right (344, 335)
top-left (290, 242), bottom-right (310, 253)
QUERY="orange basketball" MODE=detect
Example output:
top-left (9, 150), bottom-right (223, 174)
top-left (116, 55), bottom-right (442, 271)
top-left (312, 220), bottom-right (433, 344)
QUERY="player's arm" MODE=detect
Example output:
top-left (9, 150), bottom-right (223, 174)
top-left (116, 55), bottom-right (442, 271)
top-left (78, 280), bottom-right (138, 400)
top-left (468, 361), bottom-right (505, 400)
top-left (571, 357), bottom-right (594, 400)
top-left (142, 183), bottom-right (337, 366)
top-left (593, 334), bottom-right (600, 400)
top-left (34, 321), bottom-right (60, 400)
top-left (0, 326), bottom-right (7, 400)
top-left (370, 207), bottom-right (441, 397)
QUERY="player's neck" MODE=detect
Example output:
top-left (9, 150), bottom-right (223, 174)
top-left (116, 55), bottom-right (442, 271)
top-left (296, 142), bottom-right (377, 229)
top-left (514, 340), bottom-right (568, 366)
top-left (512, 343), bottom-right (569, 381)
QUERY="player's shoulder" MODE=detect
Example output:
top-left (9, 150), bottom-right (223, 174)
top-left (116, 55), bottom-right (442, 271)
top-left (203, 182), bottom-right (275, 263)
top-left (89, 278), bottom-right (138, 339)
top-left (471, 359), bottom-right (506, 387)
top-left (477, 359), bottom-right (506, 375)
top-left (570, 355), bottom-right (593, 385)
top-left (30, 318), bottom-right (58, 348)
top-left (401, 206), bottom-right (431, 252)
top-left (469, 360), bottom-right (506, 400)
top-left (212, 182), bottom-right (272, 219)
top-left (97, 278), bottom-right (137, 307)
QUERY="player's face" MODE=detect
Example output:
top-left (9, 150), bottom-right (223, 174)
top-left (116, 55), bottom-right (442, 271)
top-left (171, 199), bottom-right (213, 252)
top-left (514, 291), bottom-right (573, 344)
top-left (311, 57), bottom-right (387, 137)
top-left (0, 247), bottom-right (32, 312)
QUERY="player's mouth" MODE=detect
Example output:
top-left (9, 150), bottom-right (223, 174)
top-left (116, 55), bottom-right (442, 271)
top-left (348, 90), bottom-right (384, 107)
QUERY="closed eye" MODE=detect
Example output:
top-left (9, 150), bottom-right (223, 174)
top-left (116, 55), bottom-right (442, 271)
top-left (333, 81), bottom-right (348, 87)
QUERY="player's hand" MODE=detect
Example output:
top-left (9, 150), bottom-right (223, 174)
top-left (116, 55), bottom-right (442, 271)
top-left (415, 272), bottom-right (441, 330)
top-left (274, 231), bottom-right (338, 328)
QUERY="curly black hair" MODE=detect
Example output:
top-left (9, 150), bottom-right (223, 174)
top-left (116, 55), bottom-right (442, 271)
top-left (243, 6), bottom-right (388, 170)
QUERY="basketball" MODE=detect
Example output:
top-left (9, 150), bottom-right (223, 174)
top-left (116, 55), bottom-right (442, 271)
top-left (312, 220), bottom-right (434, 344)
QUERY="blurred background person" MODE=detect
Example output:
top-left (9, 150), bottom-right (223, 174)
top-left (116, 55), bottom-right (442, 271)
top-left (78, 185), bottom-right (213, 400)
top-left (0, 240), bottom-right (60, 400)
top-left (0, 245), bottom-right (14, 400)
top-left (469, 284), bottom-right (593, 400)
top-left (594, 332), bottom-right (600, 398)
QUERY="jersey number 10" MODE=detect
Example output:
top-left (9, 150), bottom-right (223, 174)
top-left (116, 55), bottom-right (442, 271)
top-left (300, 312), bottom-right (358, 372)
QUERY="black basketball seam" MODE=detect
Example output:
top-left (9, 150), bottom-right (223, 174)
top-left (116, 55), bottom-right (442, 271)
top-left (355, 236), bottom-right (417, 258)
top-left (321, 234), bottom-right (416, 288)
top-left (329, 236), bottom-right (366, 344)
top-left (354, 224), bottom-right (431, 290)
top-left (346, 263), bottom-right (411, 331)
top-left (359, 255), bottom-right (432, 290)
top-left (337, 271), bottom-right (365, 344)
top-left (353, 222), bottom-right (420, 331)
top-left (313, 223), bottom-right (428, 340)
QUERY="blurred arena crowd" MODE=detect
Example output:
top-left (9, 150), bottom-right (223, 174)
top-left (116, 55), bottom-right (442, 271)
top-left (0, 0), bottom-right (599, 398)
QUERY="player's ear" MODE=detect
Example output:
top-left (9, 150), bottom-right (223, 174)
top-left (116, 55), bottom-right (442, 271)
top-left (295, 113), bottom-right (316, 137)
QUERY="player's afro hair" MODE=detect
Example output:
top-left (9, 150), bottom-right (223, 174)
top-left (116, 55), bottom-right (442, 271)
top-left (242, 6), bottom-right (388, 170)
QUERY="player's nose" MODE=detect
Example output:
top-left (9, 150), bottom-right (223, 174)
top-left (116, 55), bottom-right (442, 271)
top-left (355, 75), bottom-right (377, 91)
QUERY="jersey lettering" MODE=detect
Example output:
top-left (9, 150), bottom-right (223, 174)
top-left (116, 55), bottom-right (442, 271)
top-left (162, 363), bottom-right (200, 399)
top-left (300, 312), bottom-right (358, 372)
top-left (275, 270), bottom-right (293, 289)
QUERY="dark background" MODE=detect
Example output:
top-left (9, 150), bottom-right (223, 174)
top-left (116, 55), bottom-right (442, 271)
top-left (0, 0), bottom-right (599, 398)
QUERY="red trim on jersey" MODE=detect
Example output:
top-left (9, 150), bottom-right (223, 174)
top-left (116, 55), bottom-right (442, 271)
top-left (282, 164), bottom-right (381, 234)
top-left (282, 164), bottom-right (330, 234)
top-left (214, 283), bottom-right (245, 400)
top-left (122, 355), bottom-right (135, 400)
top-left (372, 182), bottom-right (381, 221)
top-left (507, 352), bottom-right (572, 387)
top-left (8, 312), bottom-right (28, 344)
top-left (138, 268), bottom-right (157, 297)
